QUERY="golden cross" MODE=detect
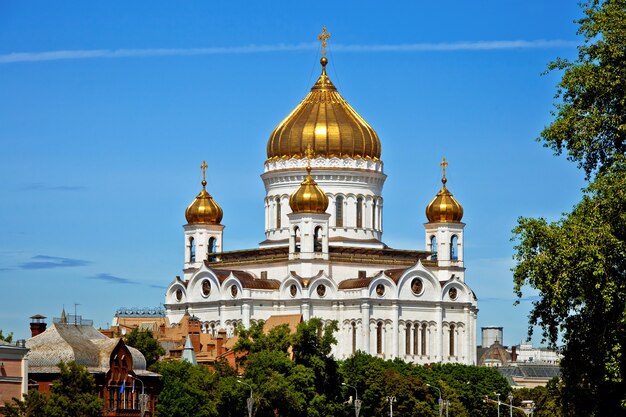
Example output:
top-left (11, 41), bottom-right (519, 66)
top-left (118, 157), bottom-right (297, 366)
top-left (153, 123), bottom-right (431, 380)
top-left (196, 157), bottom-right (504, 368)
top-left (440, 157), bottom-right (448, 179)
top-left (200, 160), bottom-right (208, 182)
top-left (318, 27), bottom-right (331, 57)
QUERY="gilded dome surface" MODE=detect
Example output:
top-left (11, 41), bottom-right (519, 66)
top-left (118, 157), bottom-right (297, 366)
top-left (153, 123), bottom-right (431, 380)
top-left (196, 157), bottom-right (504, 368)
top-left (267, 57), bottom-right (381, 161)
top-left (289, 167), bottom-right (329, 214)
top-left (426, 178), bottom-right (464, 223)
top-left (185, 162), bottom-right (223, 225)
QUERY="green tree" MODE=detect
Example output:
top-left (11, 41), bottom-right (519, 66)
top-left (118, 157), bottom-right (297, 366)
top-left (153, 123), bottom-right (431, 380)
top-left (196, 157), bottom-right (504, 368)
top-left (0, 329), bottom-right (13, 343)
top-left (153, 360), bottom-right (219, 417)
top-left (44, 361), bottom-right (104, 417)
top-left (513, 1), bottom-right (626, 414)
top-left (540, 0), bottom-right (626, 179)
top-left (123, 327), bottom-right (165, 368)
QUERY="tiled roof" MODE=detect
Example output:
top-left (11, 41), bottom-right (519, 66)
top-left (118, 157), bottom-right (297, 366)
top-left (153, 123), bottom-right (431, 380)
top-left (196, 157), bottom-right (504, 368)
top-left (26, 322), bottom-right (146, 373)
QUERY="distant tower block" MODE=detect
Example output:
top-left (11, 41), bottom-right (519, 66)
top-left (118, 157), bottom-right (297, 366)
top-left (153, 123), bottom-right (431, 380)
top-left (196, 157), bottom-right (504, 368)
top-left (482, 326), bottom-right (504, 347)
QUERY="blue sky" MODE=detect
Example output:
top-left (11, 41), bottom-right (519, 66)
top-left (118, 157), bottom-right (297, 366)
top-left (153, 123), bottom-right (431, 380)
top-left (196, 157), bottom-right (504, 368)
top-left (0, 1), bottom-right (586, 346)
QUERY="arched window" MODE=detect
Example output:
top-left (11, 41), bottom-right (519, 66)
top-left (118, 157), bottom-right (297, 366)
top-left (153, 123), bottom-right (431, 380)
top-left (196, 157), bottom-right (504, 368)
top-left (405, 323), bottom-right (412, 355)
top-left (414, 324), bottom-right (419, 355)
top-left (335, 196), bottom-right (344, 227)
top-left (294, 226), bottom-right (301, 253)
top-left (372, 199), bottom-right (377, 229)
top-left (189, 237), bottom-right (196, 263)
top-left (275, 197), bottom-right (281, 229)
top-left (356, 197), bottom-right (363, 228)
top-left (450, 235), bottom-right (458, 260)
top-left (352, 322), bottom-right (357, 354)
top-left (208, 237), bottom-right (216, 261)
top-left (314, 226), bottom-right (322, 252)
top-left (376, 322), bottom-right (383, 354)
top-left (421, 323), bottom-right (427, 355)
top-left (430, 236), bottom-right (438, 260)
top-left (449, 324), bottom-right (455, 357)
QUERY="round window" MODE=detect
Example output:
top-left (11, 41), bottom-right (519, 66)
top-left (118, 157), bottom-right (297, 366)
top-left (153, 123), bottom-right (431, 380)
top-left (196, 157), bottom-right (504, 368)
top-left (411, 278), bottom-right (423, 295)
top-left (376, 284), bottom-right (385, 297)
top-left (201, 279), bottom-right (211, 297)
top-left (290, 284), bottom-right (297, 297)
top-left (448, 288), bottom-right (458, 300)
top-left (175, 288), bottom-right (183, 302)
top-left (231, 285), bottom-right (238, 298)
top-left (316, 284), bottom-right (326, 297)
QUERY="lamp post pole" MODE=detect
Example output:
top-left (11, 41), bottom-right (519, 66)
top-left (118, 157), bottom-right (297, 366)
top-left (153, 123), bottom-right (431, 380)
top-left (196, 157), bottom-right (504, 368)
top-left (342, 383), bottom-right (362, 417)
top-left (238, 380), bottom-right (254, 417)
top-left (127, 374), bottom-right (146, 417)
top-left (426, 384), bottom-right (444, 417)
top-left (508, 393), bottom-right (514, 417)
top-left (386, 396), bottom-right (396, 417)
top-left (494, 392), bottom-right (501, 417)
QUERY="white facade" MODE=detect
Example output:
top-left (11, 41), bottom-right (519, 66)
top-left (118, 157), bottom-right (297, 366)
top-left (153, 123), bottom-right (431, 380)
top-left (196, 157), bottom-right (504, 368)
top-left (164, 57), bottom-right (478, 365)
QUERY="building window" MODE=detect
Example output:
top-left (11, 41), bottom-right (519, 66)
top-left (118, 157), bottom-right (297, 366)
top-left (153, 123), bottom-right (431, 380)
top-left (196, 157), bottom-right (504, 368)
top-left (376, 322), bottom-right (383, 354)
top-left (372, 199), bottom-right (376, 229)
top-left (449, 324), bottom-right (455, 357)
top-left (414, 324), bottom-right (419, 355)
top-left (450, 235), bottom-right (458, 260)
top-left (430, 236), bottom-right (437, 260)
top-left (405, 323), bottom-right (411, 355)
top-left (275, 197), bottom-right (281, 229)
top-left (208, 237), bottom-right (216, 261)
top-left (352, 322), bottom-right (357, 354)
top-left (314, 226), bottom-right (322, 252)
top-left (421, 323), bottom-right (427, 355)
top-left (294, 226), bottom-right (301, 253)
top-left (356, 197), bottom-right (363, 228)
top-left (335, 196), bottom-right (344, 227)
top-left (189, 237), bottom-right (196, 262)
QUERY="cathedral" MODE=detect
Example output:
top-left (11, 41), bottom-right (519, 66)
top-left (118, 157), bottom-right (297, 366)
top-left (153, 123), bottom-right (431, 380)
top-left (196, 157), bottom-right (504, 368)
top-left (164, 30), bottom-right (478, 365)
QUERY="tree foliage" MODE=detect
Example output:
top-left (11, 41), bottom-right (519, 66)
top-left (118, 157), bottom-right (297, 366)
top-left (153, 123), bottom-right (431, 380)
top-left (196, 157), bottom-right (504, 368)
top-left (3, 361), bottom-right (103, 417)
top-left (123, 327), bottom-right (165, 369)
top-left (0, 329), bottom-right (13, 343)
top-left (514, 1), bottom-right (626, 414)
top-left (541, 0), bottom-right (626, 179)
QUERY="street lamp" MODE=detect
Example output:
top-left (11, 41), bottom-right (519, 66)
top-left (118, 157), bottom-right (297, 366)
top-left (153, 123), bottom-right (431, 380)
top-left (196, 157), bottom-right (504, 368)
top-left (127, 374), bottom-right (147, 417)
top-left (342, 383), bottom-right (362, 417)
top-left (508, 393), bottom-right (514, 417)
top-left (427, 384), bottom-right (447, 417)
top-left (238, 380), bottom-right (254, 417)
top-left (494, 392), bottom-right (501, 417)
top-left (386, 396), bottom-right (396, 417)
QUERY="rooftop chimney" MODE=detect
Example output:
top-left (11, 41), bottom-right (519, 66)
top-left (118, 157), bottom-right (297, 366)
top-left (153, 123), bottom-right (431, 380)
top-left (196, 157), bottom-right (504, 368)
top-left (29, 314), bottom-right (47, 337)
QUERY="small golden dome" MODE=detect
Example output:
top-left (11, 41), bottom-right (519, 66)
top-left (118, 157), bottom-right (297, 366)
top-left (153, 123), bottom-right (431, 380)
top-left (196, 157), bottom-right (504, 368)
top-left (426, 178), bottom-right (464, 223)
top-left (266, 56), bottom-right (381, 161)
top-left (185, 161), bottom-right (223, 225)
top-left (289, 156), bottom-right (329, 214)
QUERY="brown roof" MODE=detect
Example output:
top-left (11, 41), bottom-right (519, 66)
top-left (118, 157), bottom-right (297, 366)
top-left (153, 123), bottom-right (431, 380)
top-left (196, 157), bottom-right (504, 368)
top-left (213, 269), bottom-right (281, 290)
top-left (263, 314), bottom-right (303, 333)
top-left (338, 278), bottom-right (371, 290)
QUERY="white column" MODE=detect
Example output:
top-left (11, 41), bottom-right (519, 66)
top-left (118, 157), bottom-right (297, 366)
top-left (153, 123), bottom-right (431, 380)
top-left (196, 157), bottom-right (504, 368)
top-left (392, 302), bottom-right (399, 358)
top-left (361, 301), bottom-right (370, 354)
top-left (302, 301), bottom-right (310, 321)
top-left (436, 306), bottom-right (443, 361)
top-left (242, 302), bottom-right (251, 328)
top-left (21, 356), bottom-right (28, 399)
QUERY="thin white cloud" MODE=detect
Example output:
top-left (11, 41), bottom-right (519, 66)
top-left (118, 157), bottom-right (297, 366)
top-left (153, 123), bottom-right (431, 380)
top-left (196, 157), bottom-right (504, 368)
top-left (0, 39), bottom-right (576, 64)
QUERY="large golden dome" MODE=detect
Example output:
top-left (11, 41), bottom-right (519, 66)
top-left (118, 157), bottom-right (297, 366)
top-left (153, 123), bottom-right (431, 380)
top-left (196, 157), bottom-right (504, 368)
top-left (426, 179), bottom-right (463, 223)
top-left (289, 164), bottom-right (329, 214)
top-left (185, 162), bottom-right (223, 225)
top-left (267, 57), bottom-right (381, 161)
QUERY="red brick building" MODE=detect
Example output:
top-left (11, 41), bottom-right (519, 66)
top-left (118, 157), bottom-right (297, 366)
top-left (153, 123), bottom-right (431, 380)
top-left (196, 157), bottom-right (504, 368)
top-left (26, 312), bottom-right (160, 417)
